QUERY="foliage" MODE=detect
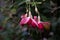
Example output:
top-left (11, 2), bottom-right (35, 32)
top-left (0, 0), bottom-right (60, 40)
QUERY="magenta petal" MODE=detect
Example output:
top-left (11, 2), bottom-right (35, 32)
top-left (31, 18), bottom-right (38, 27)
top-left (20, 17), bottom-right (30, 26)
top-left (34, 16), bottom-right (38, 22)
top-left (38, 23), bottom-right (44, 31)
top-left (27, 19), bottom-right (32, 25)
top-left (21, 14), bottom-right (27, 18)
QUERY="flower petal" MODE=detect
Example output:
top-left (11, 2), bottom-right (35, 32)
top-left (31, 18), bottom-right (38, 27)
top-left (21, 14), bottom-right (27, 18)
top-left (34, 16), bottom-right (38, 22)
top-left (20, 17), bottom-right (30, 26)
top-left (38, 22), bottom-right (44, 31)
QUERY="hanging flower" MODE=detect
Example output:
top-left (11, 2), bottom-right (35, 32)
top-left (20, 8), bottom-right (33, 26)
top-left (37, 15), bottom-right (50, 31)
top-left (37, 15), bottom-right (44, 31)
top-left (20, 10), bottom-right (38, 28)
top-left (31, 18), bottom-right (38, 28)
top-left (19, 10), bottom-right (33, 26)
top-left (30, 16), bottom-right (38, 28)
top-left (35, 6), bottom-right (44, 31)
top-left (27, 11), bottom-right (38, 27)
top-left (20, 13), bottom-right (31, 26)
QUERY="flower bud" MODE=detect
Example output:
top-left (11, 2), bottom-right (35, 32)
top-left (35, 7), bottom-right (39, 13)
top-left (29, 11), bottom-right (32, 18)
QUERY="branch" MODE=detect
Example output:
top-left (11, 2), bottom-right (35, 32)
top-left (51, 6), bottom-right (60, 13)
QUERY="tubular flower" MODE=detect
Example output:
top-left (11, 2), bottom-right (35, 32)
top-left (28, 11), bottom-right (38, 27)
top-left (31, 18), bottom-right (38, 28)
top-left (35, 6), bottom-right (44, 31)
top-left (20, 10), bottom-right (32, 26)
top-left (37, 15), bottom-right (44, 31)
top-left (20, 11), bottom-right (38, 27)
top-left (30, 16), bottom-right (38, 28)
top-left (20, 13), bottom-right (31, 26)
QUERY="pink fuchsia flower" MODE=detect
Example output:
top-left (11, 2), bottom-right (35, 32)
top-left (38, 22), bottom-right (44, 32)
top-left (31, 18), bottom-right (38, 28)
top-left (20, 17), bottom-right (31, 26)
top-left (37, 15), bottom-right (44, 31)
top-left (30, 16), bottom-right (38, 28)
top-left (20, 10), bottom-right (33, 26)
top-left (20, 13), bottom-right (31, 26)
top-left (37, 15), bottom-right (50, 31)
top-left (20, 11), bottom-right (38, 27)
top-left (20, 11), bottom-right (33, 26)
top-left (27, 11), bottom-right (38, 27)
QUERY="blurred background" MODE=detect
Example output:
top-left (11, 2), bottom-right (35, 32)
top-left (0, 0), bottom-right (60, 40)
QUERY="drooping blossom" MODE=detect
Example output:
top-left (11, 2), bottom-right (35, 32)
top-left (27, 11), bottom-right (38, 27)
top-left (20, 13), bottom-right (31, 26)
top-left (20, 10), bottom-right (38, 27)
top-left (37, 15), bottom-right (44, 31)
top-left (35, 6), bottom-right (44, 31)
top-left (31, 18), bottom-right (38, 28)
top-left (30, 16), bottom-right (38, 28)
top-left (37, 15), bottom-right (50, 31)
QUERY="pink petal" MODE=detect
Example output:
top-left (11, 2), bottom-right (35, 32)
top-left (31, 18), bottom-right (38, 27)
top-left (38, 22), bottom-right (44, 31)
top-left (20, 17), bottom-right (30, 26)
top-left (27, 18), bottom-right (32, 25)
top-left (34, 16), bottom-right (38, 22)
top-left (21, 14), bottom-right (27, 18)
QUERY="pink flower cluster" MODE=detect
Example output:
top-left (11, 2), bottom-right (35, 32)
top-left (19, 13), bottom-right (50, 31)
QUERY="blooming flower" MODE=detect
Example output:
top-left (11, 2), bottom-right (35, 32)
top-left (37, 15), bottom-right (50, 31)
top-left (20, 13), bottom-right (31, 26)
top-left (38, 22), bottom-right (44, 31)
top-left (20, 11), bottom-right (32, 25)
top-left (31, 18), bottom-right (38, 28)
top-left (37, 15), bottom-right (44, 31)
top-left (20, 11), bottom-right (38, 27)
top-left (35, 6), bottom-right (44, 31)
